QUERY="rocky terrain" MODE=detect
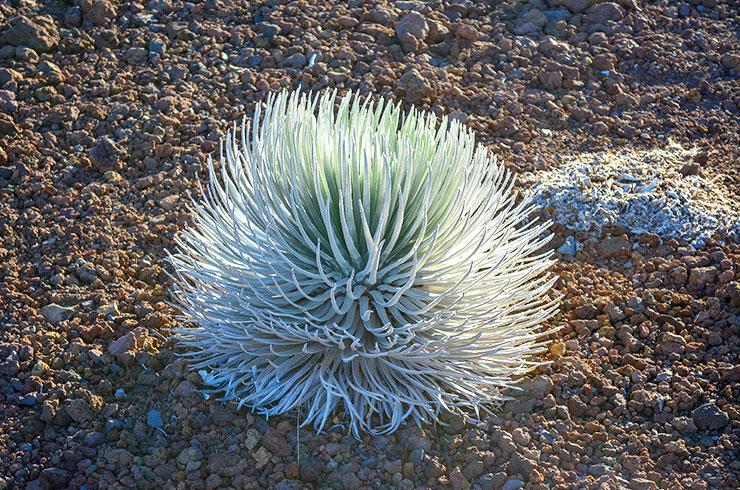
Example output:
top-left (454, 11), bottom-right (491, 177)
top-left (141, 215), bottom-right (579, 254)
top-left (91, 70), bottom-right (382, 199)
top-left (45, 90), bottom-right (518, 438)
top-left (0, 0), bottom-right (739, 489)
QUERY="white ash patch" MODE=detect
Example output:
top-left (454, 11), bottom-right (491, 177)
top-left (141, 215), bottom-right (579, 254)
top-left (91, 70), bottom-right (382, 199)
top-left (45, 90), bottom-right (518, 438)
top-left (520, 143), bottom-right (740, 248)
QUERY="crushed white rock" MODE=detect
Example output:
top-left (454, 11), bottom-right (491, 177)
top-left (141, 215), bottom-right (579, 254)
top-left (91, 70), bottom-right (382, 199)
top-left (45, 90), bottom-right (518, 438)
top-left (520, 143), bottom-right (740, 248)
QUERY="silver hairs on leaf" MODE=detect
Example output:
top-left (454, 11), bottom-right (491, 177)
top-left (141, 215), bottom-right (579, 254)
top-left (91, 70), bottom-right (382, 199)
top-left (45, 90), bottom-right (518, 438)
top-left (168, 89), bottom-right (560, 437)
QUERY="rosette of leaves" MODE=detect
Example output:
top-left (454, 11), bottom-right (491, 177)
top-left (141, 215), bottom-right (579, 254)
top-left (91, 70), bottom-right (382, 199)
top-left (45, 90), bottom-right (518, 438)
top-left (169, 89), bottom-right (559, 436)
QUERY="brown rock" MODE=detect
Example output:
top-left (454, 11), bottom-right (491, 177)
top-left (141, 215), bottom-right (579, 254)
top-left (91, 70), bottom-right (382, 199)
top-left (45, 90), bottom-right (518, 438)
top-left (448, 466), bottom-right (468, 490)
top-left (428, 19), bottom-right (449, 42)
top-left (0, 113), bottom-right (18, 136)
top-left (522, 9), bottom-right (548, 27)
top-left (679, 163), bottom-right (701, 176)
top-left (606, 302), bottom-right (626, 322)
top-left (671, 416), bottom-right (698, 434)
top-left (689, 266), bottom-right (717, 286)
top-left (593, 53), bottom-right (616, 71)
top-left (593, 121), bottom-right (609, 134)
top-left (159, 195), bottom-right (179, 210)
top-left (456, 24), bottom-right (479, 41)
top-left (262, 428), bottom-right (292, 457)
top-left (109, 333), bottom-right (135, 357)
top-left (89, 137), bottom-right (123, 171)
top-left (397, 68), bottom-right (435, 104)
top-left (154, 96), bottom-right (176, 112)
top-left (721, 53), bottom-right (740, 69)
top-left (716, 281), bottom-right (740, 306)
top-left (155, 143), bottom-right (173, 158)
top-left (718, 269), bottom-right (734, 283)
top-left (337, 16), bottom-right (358, 28)
top-left (554, 0), bottom-right (593, 14)
top-left (572, 107), bottom-right (593, 121)
top-left (514, 21), bottom-right (540, 36)
top-left (44, 105), bottom-right (81, 126)
top-left (722, 366), bottom-right (740, 382)
top-left (540, 70), bottom-right (563, 89)
top-left (362, 8), bottom-right (397, 25)
top-left (630, 478), bottom-right (657, 490)
top-left (509, 453), bottom-right (535, 477)
top-left (599, 235), bottom-right (632, 258)
top-left (173, 380), bottom-right (197, 397)
top-left (492, 430), bottom-right (517, 453)
top-left (363, 24), bottom-right (397, 45)
top-left (638, 232), bottom-right (660, 246)
top-left (512, 428), bottom-right (530, 446)
top-left (67, 394), bottom-right (103, 422)
top-left (694, 151), bottom-right (710, 164)
top-left (0, 16), bottom-right (60, 53)
top-left (395, 12), bottom-right (429, 41)
top-left (82, 0), bottom-right (116, 26)
top-left (400, 32), bottom-right (425, 53)
top-left (585, 3), bottom-right (625, 23)
top-left (662, 332), bottom-right (686, 345)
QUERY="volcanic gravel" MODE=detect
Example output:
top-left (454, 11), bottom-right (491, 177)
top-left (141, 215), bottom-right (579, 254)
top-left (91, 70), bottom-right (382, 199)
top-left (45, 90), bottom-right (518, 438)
top-left (1, 1), bottom-right (740, 490)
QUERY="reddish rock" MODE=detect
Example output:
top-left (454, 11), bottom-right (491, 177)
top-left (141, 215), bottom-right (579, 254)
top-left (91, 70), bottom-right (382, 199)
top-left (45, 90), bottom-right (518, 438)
top-left (262, 428), bottom-right (292, 457)
top-left (0, 16), bottom-right (60, 52)
top-left (108, 333), bottom-right (135, 357)
top-left (456, 24), bottom-right (479, 41)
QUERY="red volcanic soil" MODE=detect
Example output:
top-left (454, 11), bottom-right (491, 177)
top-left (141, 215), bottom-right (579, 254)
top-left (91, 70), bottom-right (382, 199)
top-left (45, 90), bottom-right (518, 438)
top-left (0, 1), bottom-right (739, 489)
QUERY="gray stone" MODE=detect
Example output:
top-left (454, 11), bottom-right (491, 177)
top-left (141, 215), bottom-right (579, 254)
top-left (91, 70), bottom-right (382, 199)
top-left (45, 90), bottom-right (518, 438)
top-left (40, 304), bottom-right (75, 324)
top-left (40, 468), bottom-right (70, 489)
top-left (692, 402), bottom-right (730, 431)
top-left (501, 479), bottom-right (524, 490)
top-left (480, 472), bottom-right (507, 490)
top-left (557, 236), bottom-right (579, 255)
top-left (542, 9), bottom-right (572, 22)
top-left (259, 23), bottom-right (280, 37)
top-left (282, 53), bottom-right (307, 68)
top-left (395, 12), bottom-right (429, 41)
top-left (585, 2), bottom-right (625, 23)
top-left (553, 0), bottom-right (592, 14)
top-left (83, 431), bottom-right (105, 447)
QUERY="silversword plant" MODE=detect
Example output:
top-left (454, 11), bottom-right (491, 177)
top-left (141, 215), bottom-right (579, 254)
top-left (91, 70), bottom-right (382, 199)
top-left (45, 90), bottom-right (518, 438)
top-left (169, 89), bottom-right (559, 436)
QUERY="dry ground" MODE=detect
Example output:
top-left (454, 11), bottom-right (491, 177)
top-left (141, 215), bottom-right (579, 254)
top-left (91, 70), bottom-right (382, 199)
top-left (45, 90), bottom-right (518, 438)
top-left (1, 1), bottom-right (739, 489)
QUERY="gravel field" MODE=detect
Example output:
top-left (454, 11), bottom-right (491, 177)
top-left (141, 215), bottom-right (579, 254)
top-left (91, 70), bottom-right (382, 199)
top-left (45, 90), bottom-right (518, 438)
top-left (1, 0), bottom-right (740, 489)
